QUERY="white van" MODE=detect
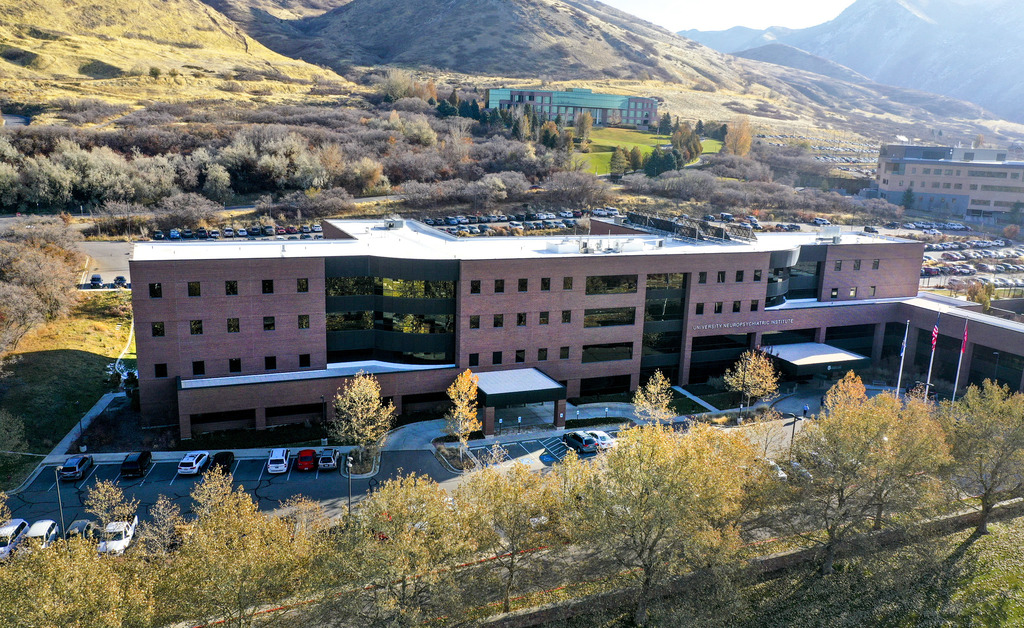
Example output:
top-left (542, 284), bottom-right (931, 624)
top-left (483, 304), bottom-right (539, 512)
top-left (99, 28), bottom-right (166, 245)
top-left (267, 448), bottom-right (290, 474)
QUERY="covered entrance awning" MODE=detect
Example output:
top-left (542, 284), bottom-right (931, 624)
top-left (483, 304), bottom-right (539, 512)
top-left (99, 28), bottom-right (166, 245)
top-left (764, 342), bottom-right (871, 377)
top-left (475, 368), bottom-right (567, 435)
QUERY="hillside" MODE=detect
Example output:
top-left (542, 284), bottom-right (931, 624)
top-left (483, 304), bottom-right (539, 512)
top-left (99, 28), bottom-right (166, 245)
top-left (0, 0), bottom-right (348, 103)
top-left (734, 44), bottom-right (869, 85)
top-left (681, 0), bottom-right (1024, 123)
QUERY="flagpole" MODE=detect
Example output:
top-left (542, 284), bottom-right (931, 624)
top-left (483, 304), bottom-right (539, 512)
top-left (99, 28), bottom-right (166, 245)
top-left (896, 319), bottom-right (910, 398)
top-left (952, 320), bottom-right (968, 402)
top-left (925, 315), bottom-right (940, 400)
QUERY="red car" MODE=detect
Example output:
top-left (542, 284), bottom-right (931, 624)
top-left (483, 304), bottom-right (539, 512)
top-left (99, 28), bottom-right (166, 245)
top-left (296, 449), bottom-right (318, 471)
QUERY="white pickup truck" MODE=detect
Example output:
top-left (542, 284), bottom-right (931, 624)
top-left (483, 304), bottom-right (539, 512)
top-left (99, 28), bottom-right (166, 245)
top-left (98, 515), bottom-right (138, 556)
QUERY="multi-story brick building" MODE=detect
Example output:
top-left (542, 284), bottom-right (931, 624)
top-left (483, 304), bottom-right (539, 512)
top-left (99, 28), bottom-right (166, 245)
top-left (130, 218), bottom-right (1024, 439)
top-left (485, 88), bottom-right (658, 129)
top-left (876, 144), bottom-right (1024, 219)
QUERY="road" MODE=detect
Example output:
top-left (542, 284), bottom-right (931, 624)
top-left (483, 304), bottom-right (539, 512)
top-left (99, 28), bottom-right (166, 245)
top-left (77, 240), bottom-right (134, 287)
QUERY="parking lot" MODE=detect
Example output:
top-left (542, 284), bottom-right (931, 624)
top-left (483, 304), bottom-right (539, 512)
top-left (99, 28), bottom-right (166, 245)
top-left (467, 430), bottom-right (621, 471)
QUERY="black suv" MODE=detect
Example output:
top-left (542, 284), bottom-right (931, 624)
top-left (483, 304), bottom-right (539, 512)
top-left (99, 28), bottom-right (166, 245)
top-left (563, 431), bottom-right (599, 454)
top-left (120, 451), bottom-right (152, 478)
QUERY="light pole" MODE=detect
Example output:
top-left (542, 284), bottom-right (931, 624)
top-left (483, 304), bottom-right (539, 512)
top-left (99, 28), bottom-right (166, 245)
top-left (605, 407), bottom-right (609, 420)
top-left (345, 455), bottom-right (353, 515)
top-left (54, 467), bottom-right (66, 539)
top-left (993, 351), bottom-right (1001, 383)
top-left (789, 415), bottom-right (798, 462)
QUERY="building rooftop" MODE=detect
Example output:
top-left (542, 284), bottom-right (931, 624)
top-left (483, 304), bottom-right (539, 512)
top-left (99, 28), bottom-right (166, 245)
top-left (132, 220), bottom-right (911, 263)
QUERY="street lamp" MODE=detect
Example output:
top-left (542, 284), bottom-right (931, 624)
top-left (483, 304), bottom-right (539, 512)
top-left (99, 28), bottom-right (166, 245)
top-left (993, 351), bottom-right (1001, 383)
top-left (789, 415), bottom-right (798, 462)
top-left (605, 407), bottom-right (609, 420)
top-left (345, 455), bottom-right (353, 516)
top-left (54, 467), bottom-right (66, 540)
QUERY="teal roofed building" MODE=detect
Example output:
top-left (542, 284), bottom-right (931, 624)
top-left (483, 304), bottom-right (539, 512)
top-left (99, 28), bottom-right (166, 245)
top-left (485, 87), bottom-right (658, 130)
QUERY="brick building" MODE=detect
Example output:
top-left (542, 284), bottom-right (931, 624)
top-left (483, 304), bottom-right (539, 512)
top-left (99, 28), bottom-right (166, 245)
top-left (130, 218), bottom-right (1024, 439)
top-left (485, 88), bottom-right (658, 129)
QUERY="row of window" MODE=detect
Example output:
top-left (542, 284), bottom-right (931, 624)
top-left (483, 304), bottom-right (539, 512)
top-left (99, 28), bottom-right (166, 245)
top-left (695, 300), bottom-right (760, 315)
top-left (154, 353), bottom-right (313, 378)
top-left (149, 278), bottom-right (309, 299)
top-left (468, 307), bottom-right (637, 329)
top-left (470, 277), bottom-right (568, 294)
top-left (466, 342), bottom-right (634, 367)
top-left (697, 269), bottom-right (762, 285)
top-left (153, 315), bottom-right (310, 336)
top-left (833, 259), bottom-right (881, 272)
top-left (829, 286), bottom-right (877, 299)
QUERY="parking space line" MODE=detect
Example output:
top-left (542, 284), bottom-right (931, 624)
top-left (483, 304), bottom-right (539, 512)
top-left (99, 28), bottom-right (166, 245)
top-left (139, 463), bottom-right (157, 486)
top-left (286, 462), bottom-right (293, 482)
top-left (230, 460), bottom-right (240, 475)
top-left (256, 463), bottom-right (265, 483)
top-left (78, 466), bottom-right (99, 486)
top-left (48, 480), bottom-right (57, 492)
top-left (169, 472), bottom-right (179, 486)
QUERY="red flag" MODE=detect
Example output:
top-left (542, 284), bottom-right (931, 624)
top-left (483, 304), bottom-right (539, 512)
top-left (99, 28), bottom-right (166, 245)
top-left (931, 313), bottom-right (941, 350)
top-left (961, 321), bottom-right (968, 354)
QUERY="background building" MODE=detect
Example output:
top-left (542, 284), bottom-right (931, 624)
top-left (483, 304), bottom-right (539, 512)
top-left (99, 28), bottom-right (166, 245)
top-left (877, 144), bottom-right (1024, 219)
top-left (131, 218), bottom-right (1024, 439)
top-left (485, 88), bottom-right (658, 129)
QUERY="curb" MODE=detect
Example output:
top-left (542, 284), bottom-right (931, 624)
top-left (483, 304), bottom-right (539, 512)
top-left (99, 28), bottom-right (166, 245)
top-left (341, 451), bottom-right (380, 479)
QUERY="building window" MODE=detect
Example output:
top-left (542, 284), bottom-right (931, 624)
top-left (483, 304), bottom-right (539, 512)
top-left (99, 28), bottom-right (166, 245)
top-left (834, 261), bottom-right (842, 272)
top-left (751, 300), bottom-right (759, 312)
top-left (541, 277), bottom-right (551, 291)
top-left (830, 288), bottom-right (839, 299)
top-left (754, 269), bottom-right (762, 282)
top-left (735, 270), bottom-right (744, 282)
top-left (192, 361), bottom-right (205, 376)
top-left (538, 348), bottom-right (548, 361)
top-left (262, 279), bottom-right (274, 294)
top-left (229, 358), bottom-right (241, 373)
top-left (227, 318), bottom-right (240, 333)
top-left (869, 286), bottom-right (876, 297)
top-left (149, 283), bottom-right (162, 298)
top-left (190, 320), bottom-right (203, 335)
top-left (586, 275), bottom-right (638, 294)
top-left (265, 356), bottom-right (277, 370)
top-left (470, 280), bottom-right (481, 294)
top-left (696, 303), bottom-right (704, 315)
top-left (872, 259), bottom-right (880, 270)
top-left (154, 363), bottom-right (168, 378)
top-left (698, 272), bottom-right (707, 284)
top-left (298, 314), bottom-right (310, 329)
top-left (151, 322), bottom-right (165, 337)
top-left (297, 278), bottom-right (309, 293)
top-left (264, 316), bottom-right (275, 331)
top-left (188, 281), bottom-right (201, 297)
top-left (470, 315), bottom-right (480, 329)
top-left (733, 300), bottom-right (742, 313)
top-left (299, 354), bottom-right (311, 368)
top-left (492, 351), bottom-right (503, 365)
top-left (468, 353), bottom-right (479, 367)
top-left (560, 346), bottom-right (570, 359)
top-left (518, 278), bottom-right (528, 292)
top-left (493, 314), bottom-right (504, 328)
top-left (539, 311), bottom-right (549, 325)
top-left (562, 310), bottom-right (572, 323)
top-left (225, 280), bottom-right (238, 296)
top-left (494, 279), bottom-right (505, 293)
top-left (582, 342), bottom-right (633, 363)
top-left (584, 307), bottom-right (636, 327)
top-left (717, 271), bottom-right (726, 283)
top-left (563, 276), bottom-right (573, 290)
top-left (853, 259), bottom-right (862, 271)
top-left (849, 287), bottom-right (857, 298)
top-left (515, 349), bottom-right (525, 363)
top-left (517, 313), bottom-right (527, 326)
top-left (714, 302), bottom-right (723, 314)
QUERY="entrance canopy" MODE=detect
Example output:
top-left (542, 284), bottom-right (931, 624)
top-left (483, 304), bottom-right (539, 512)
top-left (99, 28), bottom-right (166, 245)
top-left (764, 342), bottom-right (870, 377)
top-left (475, 368), bottom-right (566, 407)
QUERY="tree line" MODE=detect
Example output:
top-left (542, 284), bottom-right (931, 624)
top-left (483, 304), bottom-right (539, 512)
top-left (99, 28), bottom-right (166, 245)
top-left (2, 371), bottom-right (1023, 626)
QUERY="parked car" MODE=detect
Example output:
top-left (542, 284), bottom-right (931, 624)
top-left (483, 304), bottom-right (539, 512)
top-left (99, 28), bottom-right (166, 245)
top-left (120, 451), bottom-right (152, 479)
top-left (113, 276), bottom-right (128, 288)
top-left (563, 431), bottom-right (599, 454)
top-left (152, 230), bottom-right (165, 240)
top-left (98, 515), bottom-right (138, 555)
top-left (813, 217), bottom-right (831, 226)
top-left (177, 451), bottom-right (210, 475)
top-left (208, 229), bottom-right (220, 239)
top-left (58, 455), bottom-right (93, 481)
top-left (587, 430), bottom-right (618, 450)
top-left (863, 225), bottom-right (879, 233)
top-left (223, 227), bottom-right (235, 237)
top-left (236, 228), bottom-right (247, 237)
top-left (318, 448), bottom-right (340, 470)
top-left (26, 520), bottom-right (59, 549)
top-left (263, 225), bottom-right (275, 237)
top-left (0, 519), bottom-right (28, 560)
top-left (65, 519), bottom-right (99, 542)
top-left (210, 451), bottom-right (235, 474)
top-left (89, 274), bottom-right (103, 289)
top-left (295, 449), bottom-right (318, 472)
top-left (267, 448), bottom-right (290, 474)
top-left (168, 229), bottom-right (181, 240)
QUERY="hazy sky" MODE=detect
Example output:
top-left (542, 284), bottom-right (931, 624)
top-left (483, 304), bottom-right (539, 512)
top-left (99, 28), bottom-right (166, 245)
top-left (599, 0), bottom-right (859, 32)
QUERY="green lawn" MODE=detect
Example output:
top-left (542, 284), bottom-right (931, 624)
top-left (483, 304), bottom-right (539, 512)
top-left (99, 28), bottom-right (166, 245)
top-left (580, 127), bottom-right (718, 174)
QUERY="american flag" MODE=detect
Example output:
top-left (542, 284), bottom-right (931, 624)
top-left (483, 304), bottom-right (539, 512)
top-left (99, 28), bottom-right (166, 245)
top-left (961, 321), bottom-right (968, 354)
top-left (931, 313), bottom-right (941, 350)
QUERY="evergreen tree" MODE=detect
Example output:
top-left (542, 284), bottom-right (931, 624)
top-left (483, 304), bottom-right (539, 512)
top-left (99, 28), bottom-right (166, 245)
top-left (447, 88), bottom-right (459, 107)
top-left (901, 188), bottom-right (915, 209)
top-left (628, 146), bottom-right (644, 172)
top-left (539, 121), bottom-right (560, 149)
top-left (458, 100), bottom-right (472, 118)
top-left (554, 114), bottom-right (563, 127)
top-left (657, 112), bottom-right (673, 135)
top-left (469, 100), bottom-right (481, 120)
top-left (436, 100), bottom-right (458, 118)
top-left (695, 119), bottom-right (705, 135)
top-left (609, 147), bottom-right (629, 176)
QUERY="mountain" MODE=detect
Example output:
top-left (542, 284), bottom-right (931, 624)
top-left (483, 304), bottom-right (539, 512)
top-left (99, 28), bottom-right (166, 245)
top-left (733, 44), bottom-right (869, 84)
top-left (681, 0), bottom-right (1024, 123)
top-left (0, 0), bottom-right (340, 85)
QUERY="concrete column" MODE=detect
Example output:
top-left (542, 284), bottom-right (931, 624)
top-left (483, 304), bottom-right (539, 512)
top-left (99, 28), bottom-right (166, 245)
top-left (179, 412), bottom-right (192, 440)
top-left (906, 325), bottom-right (921, 371)
top-left (814, 327), bottom-right (826, 344)
top-left (752, 331), bottom-right (763, 349)
top-left (482, 406), bottom-right (495, 436)
top-left (392, 395), bottom-right (403, 416)
top-left (255, 406), bottom-right (266, 431)
top-left (871, 322), bottom-right (886, 362)
top-left (554, 399), bottom-right (567, 430)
